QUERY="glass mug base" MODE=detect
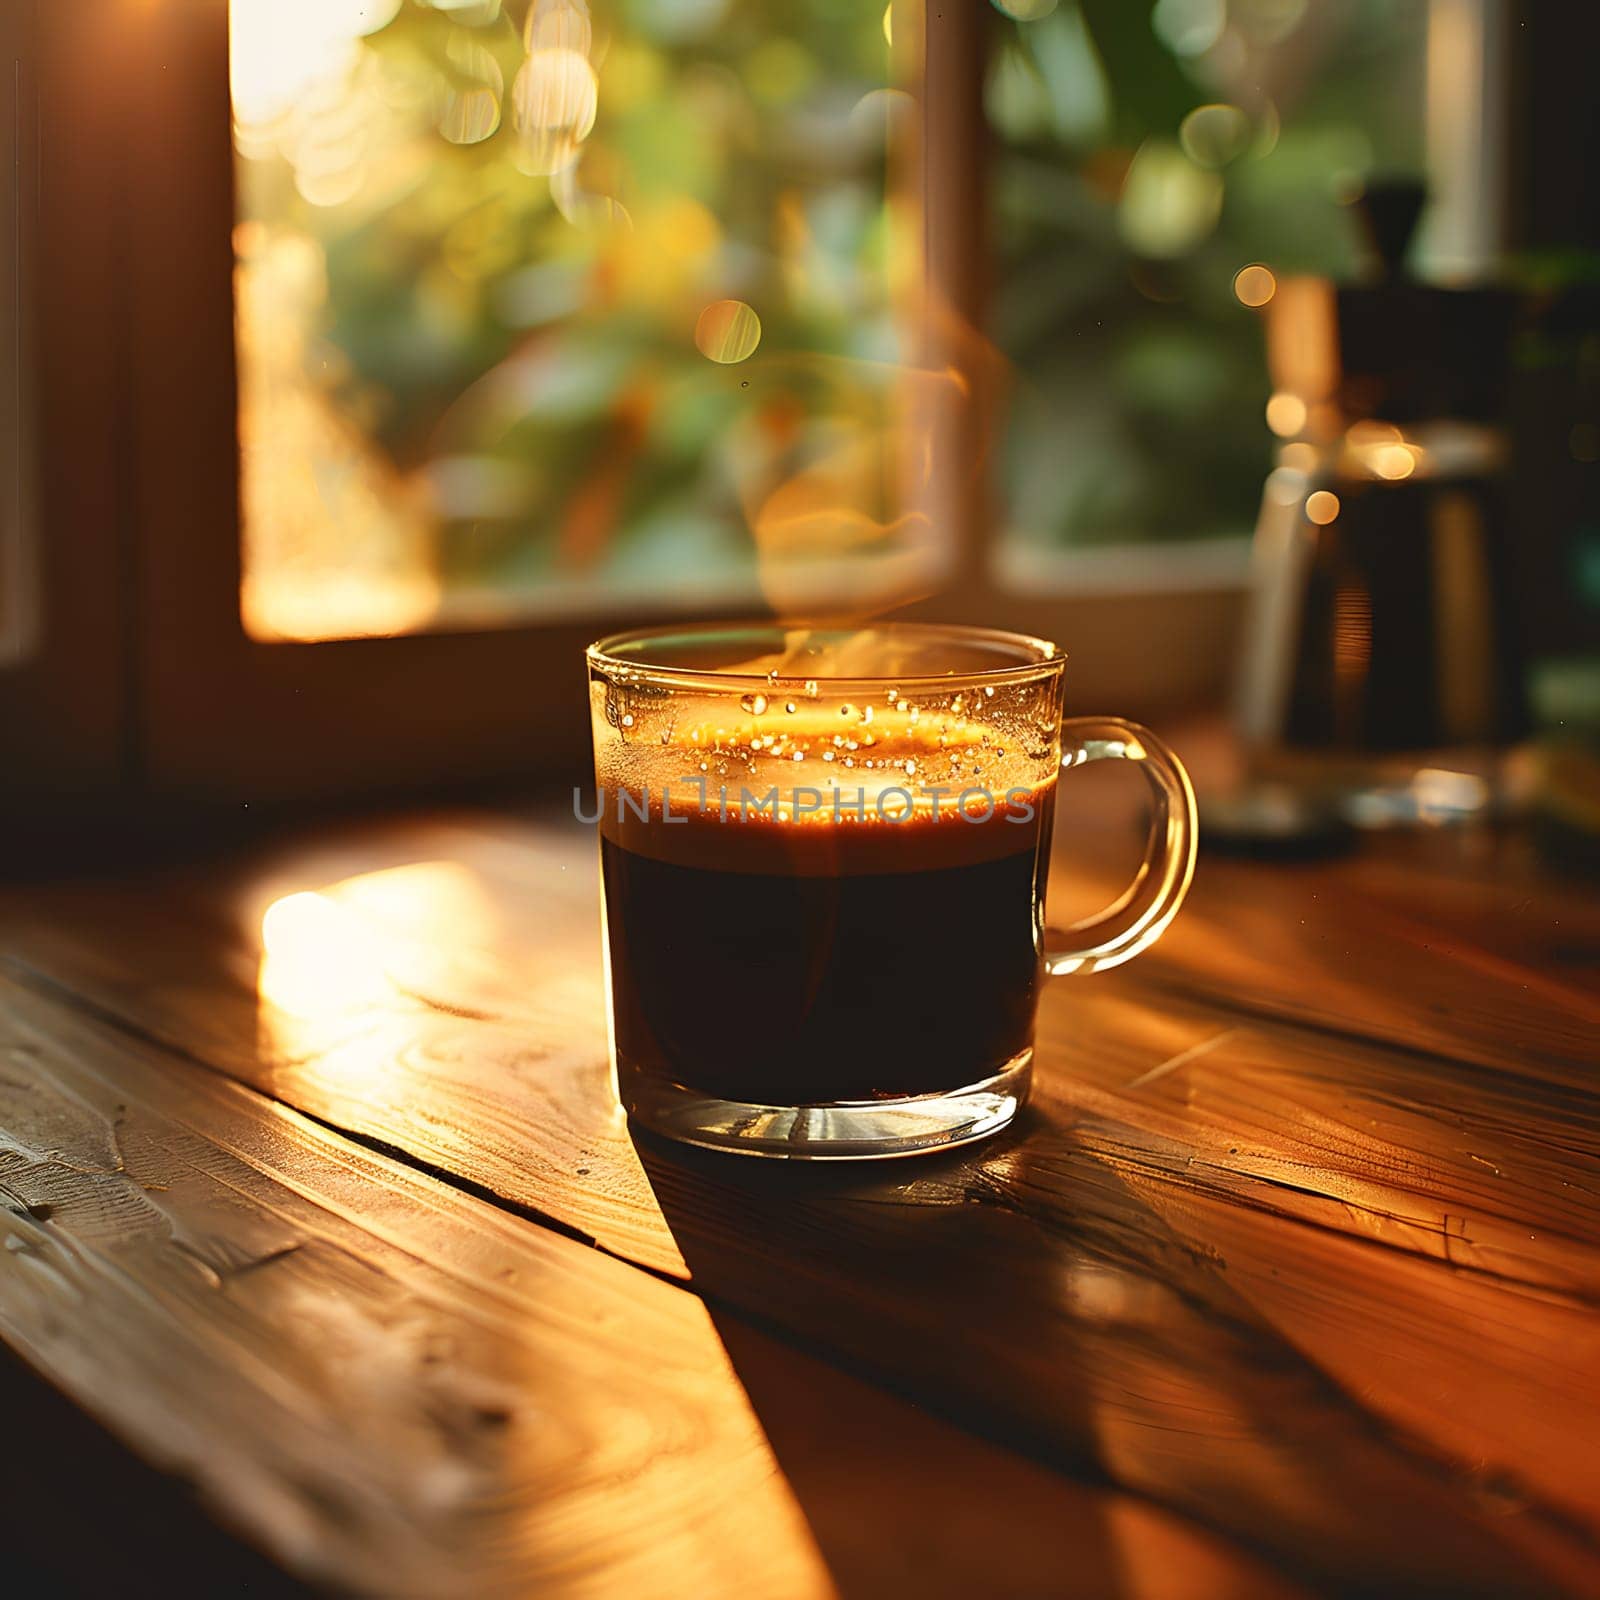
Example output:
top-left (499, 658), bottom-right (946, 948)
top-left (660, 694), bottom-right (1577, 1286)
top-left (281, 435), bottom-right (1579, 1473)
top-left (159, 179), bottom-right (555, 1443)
top-left (618, 1051), bottom-right (1032, 1160)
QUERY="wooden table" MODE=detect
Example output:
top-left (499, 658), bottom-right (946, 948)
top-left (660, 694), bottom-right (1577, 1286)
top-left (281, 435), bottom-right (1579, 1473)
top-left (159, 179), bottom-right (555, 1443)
top-left (0, 739), bottom-right (1596, 1598)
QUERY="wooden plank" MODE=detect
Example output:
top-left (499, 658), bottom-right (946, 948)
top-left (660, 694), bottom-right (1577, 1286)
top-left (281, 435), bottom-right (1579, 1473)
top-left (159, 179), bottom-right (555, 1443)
top-left (0, 822), bottom-right (687, 1278)
top-left (0, 972), bottom-right (1299, 1600)
top-left (1134, 850), bottom-right (1600, 1089)
top-left (1030, 985), bottom-right (1600, 1300)
top-left (7, 809), bottom-right (1595, 1291)
top-left (2, 806), bottom-right (1598, 1592)
top-left (1334, 832), bottom-right (1600, 975)
top-left (1048, 723), bottom-right (1600, 1083)
top-left (681, 1313), bottom-right (1307, 1600)
top-left (621, 1131), bottom-right (1600, 1598)
top-left (0, 972), bottom-right (826, 1598)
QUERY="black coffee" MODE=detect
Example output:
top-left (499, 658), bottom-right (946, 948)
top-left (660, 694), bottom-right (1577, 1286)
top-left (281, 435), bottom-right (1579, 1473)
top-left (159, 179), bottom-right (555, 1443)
top-left (601, 789), bottom-right (1054, 1106)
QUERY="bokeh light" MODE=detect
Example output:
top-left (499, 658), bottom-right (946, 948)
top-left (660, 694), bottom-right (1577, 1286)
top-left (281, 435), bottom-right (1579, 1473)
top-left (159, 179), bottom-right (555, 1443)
top-left (992, 0), bottom-right (1060, 19)
top-left (525, 0), bottom-right (592, 54)
top-left (1371, 443), bottom-right (1417, 479)
top-left (1306, 490), bottom-right (1341, 525)
top-left (431, 0), bottom-right (503, 19)
top-left (1347, 420), bottom-right (1402, 447)
top-left (512, 48), bottom-right (598, 175)
top-left (695, 300), bottom-right (762, 364)
top-left (1234, 264), bottom-right (1276, 307)
top-left (849, 87), bottom-right (916, 150)
top-left (1118, 141), bottom-right (1223, 258)
top-left (1180, 104), bottom-right (1250, 169)
top-left (1151, 0), bottom-right (1225, 57)
top-left (439, 35), bottom-right (504, 145)
top-left (1236, 0), bottom-right (1308, 46)
top-left (1265, 392), bottom-right (1305, 436)
top-left (229, 0), bottom-right (399, 127)
top-left (1265, 466), bottom-right (1305, 506)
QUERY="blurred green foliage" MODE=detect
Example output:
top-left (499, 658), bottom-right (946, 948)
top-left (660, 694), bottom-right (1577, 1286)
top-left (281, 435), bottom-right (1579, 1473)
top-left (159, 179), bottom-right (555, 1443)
top-left (236, 0), bottom-right (1430, 607)
top-left (237, 0), bottom-right (900, 596)
top-left (994, 0), bottom-right (1427, 548)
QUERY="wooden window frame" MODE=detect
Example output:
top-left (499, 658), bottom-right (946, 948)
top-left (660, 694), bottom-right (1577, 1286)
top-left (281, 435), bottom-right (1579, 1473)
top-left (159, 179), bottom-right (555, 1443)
top-left (7, 1), bottom-right (1244, 833)
top-left (1, 1), bottom-right (130, 837)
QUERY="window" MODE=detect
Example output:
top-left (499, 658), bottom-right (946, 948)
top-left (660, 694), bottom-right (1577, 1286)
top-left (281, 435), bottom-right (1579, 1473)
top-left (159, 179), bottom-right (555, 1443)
top-left (226, 1), bottom-right (1438, 655)
top-left (4, 1), bottom-right (1509, 818)
top-left (230, 0), bottom-right (933, 641)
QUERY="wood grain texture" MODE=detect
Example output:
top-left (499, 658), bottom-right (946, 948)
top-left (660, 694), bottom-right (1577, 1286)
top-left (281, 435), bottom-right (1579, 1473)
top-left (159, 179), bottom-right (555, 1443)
top-left (1, 777), bottom-right (1597, 1596)
top-left (0, 822), bottom-right (683, 1277)
top-left (0, 972), bottom-right (828, 1599)
top-left (1134, 854), bottom-right (1599, 1089)
top-left (0, 970), bottom-right (1298, 1600)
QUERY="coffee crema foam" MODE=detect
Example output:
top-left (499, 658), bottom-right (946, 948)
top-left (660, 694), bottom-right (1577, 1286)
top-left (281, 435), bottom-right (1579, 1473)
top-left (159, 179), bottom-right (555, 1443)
top-left (593, 702), bottom-right (1057, 874)
top-left (598, 697), bottom-right (1053, 795)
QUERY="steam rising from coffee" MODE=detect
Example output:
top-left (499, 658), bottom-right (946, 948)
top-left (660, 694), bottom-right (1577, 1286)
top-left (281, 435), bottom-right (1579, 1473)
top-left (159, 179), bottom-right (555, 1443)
top-left (712, 286), bottom-right (1007, 677)
top-left (688, 4), bottom-right (1008, 671)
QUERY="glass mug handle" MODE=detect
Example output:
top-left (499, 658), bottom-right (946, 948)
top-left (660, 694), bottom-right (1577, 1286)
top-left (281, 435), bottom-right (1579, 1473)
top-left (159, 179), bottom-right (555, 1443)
top-left (1044, 718), bottom-right (1198, 977)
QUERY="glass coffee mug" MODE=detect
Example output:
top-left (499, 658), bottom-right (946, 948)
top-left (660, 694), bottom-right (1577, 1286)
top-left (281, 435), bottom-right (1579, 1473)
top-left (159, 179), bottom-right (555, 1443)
top-left (586, 623), bottom-right (1197, 1158)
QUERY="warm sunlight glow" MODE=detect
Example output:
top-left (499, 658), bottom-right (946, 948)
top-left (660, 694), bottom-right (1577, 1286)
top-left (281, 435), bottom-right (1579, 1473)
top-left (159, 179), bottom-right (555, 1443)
top-left (259, 891), bottom-right (390, 1017)
top-left (233, 228), bottom-right (442, 641)
top-left (258, 863), bottom-right (507, 1023)
top-left (241, 576), bottom-right (443, 643)
top-left (229, 0), bottom-right (398, 127)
